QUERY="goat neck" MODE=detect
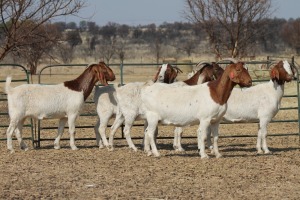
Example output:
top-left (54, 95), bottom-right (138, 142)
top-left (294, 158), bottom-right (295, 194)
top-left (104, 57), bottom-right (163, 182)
top-left (64, 65), bottom-right (100, 101)
top-left (208, 62), bottom-right (251, 105)
top-left (183, 70), bottom-right (202, 85)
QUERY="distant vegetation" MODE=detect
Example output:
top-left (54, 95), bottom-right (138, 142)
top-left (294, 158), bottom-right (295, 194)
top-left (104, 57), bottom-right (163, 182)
top-left (1, 0), bottom-right (300, 74)
top-left (3, 18), bottom-right (300, 72)
top-left (5, 19), bottom-right (300, 65)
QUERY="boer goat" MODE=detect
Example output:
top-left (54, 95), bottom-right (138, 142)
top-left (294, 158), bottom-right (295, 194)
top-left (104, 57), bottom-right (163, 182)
top-left (207, 60), bottom-right (297, 154)
top-left (5, 62), bottom-right (115, 152)
top-left (141, 62), bottom-right (252, 158)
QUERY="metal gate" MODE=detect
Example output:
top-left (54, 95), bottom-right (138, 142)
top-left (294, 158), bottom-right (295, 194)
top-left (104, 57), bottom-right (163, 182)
top-left (33, 58), bottom-right (300, 147)
top-left (0, 64), bottom-right (34, 147)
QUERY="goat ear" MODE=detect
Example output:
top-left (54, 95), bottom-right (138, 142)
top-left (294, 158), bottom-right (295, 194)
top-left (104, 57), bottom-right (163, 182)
top-left (95, 67), bottom-right (108, 86)
top-left (153, 70), bottom-right (159, 82)
top-left (270, 68), bottom-right (279, 80)
top-left (169, 70), bottom-right (177, 83)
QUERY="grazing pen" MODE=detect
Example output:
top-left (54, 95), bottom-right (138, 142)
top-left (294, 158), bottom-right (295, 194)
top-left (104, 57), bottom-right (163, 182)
top-left (0, 57), bottom-right (299, 151)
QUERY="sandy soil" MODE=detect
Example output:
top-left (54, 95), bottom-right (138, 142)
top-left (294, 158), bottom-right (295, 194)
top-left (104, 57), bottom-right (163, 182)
top-left (0, 120), bottom-right (300, 200)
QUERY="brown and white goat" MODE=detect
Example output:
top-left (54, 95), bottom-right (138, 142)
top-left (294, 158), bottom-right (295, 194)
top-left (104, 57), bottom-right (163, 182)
top-left (141, 62), bottom-right (252, 158)
top-left (5, 62), bottom-right (115, 152)
top-left (207, 60), bottom-right (296, 154)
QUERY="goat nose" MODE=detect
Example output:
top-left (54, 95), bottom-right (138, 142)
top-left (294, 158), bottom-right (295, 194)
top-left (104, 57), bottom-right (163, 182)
top-left (248, 80), bottom-right (252, 86)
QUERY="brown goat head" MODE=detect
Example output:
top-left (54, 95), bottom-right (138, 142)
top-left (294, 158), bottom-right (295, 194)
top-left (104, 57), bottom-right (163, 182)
top-left (200, 62), bottom-right (224, 82)
top-left (227, 62), bottom-right (252, 87)
top-left (93, 62), bottom-right (116, 86)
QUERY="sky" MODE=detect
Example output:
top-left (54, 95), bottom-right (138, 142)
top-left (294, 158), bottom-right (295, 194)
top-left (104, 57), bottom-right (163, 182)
top-left (59, 0), bottom-right (300, 26)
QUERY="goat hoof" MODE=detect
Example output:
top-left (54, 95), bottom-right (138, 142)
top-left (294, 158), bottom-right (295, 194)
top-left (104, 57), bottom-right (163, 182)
top-left (215, 153), bottom-right (222, 158)
top-left (131, 147), bottom-right (138, 152)
top-left (175, 147), bottom-right (185, 152)
top-left (153, 153), bottom-right (160, 157)
top-left (8, 149), bottom-right (15, 154)
top-left (200, 154), bottom-right (209, 159)
top-left (107, 146), bottom-right (114, 151)
top-left (71, 146), bottom-right (78, 150)
top-left (146, 151), bottom-right (152, 156)
top-left (108, 148), bottom-right (114, 152)
top-left (54, 146), bottom-right (61, 150)
top-left (264, 150), bottom-right (272, 154)
top-left (257, 150), bottom-right (263, 154)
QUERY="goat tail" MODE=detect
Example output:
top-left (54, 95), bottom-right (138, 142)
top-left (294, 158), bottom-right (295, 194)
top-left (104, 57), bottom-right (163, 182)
top-left (5, 76), bottom-right (12, 94)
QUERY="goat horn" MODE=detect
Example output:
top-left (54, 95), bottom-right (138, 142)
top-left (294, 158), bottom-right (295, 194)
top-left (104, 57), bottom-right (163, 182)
top-left (221, 58), bottom-right (238, 64)
top-left (268, 61), bottom-right (281, 69)
top-left (195, 61), bottom-right (211, 71)
top-left (173, 66), bottom-right (183, 73)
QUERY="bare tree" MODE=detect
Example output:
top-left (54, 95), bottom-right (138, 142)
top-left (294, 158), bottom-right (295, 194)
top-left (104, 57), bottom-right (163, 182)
top-left (148, 28), bottom-right (165, 64)
top-left (22, 23), bottom-right (61, 74)
top-left (281, 18), bottom-right (300, 55)
top-left (56, 43), bottom-right (74, 64)
top-left (185, 0), bottom-right (272, 58)
top-left (97, 36), bottom-right (117, 64)
top-left (116, 41), bottom-right (126, 63)
top-left (0, 0), bottom-right (85, 60)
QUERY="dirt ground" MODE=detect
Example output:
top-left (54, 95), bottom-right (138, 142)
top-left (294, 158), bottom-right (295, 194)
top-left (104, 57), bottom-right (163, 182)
top-left (0, 121), bottom-right (300, 200)
top-left (1, 63), bottom-right (300, 200)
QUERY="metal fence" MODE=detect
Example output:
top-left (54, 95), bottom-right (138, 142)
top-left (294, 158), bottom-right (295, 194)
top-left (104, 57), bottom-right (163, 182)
top-left (1, 57), bottom-right (299, 149)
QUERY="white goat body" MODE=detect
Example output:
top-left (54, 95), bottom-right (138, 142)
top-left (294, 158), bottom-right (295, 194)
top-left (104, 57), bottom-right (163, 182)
top-left (141, 83), bottom-right (226, 126)
top-left (6, 83), bottom-right (84, 119)
top-left (5, 78), bottom-right (84, 152)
